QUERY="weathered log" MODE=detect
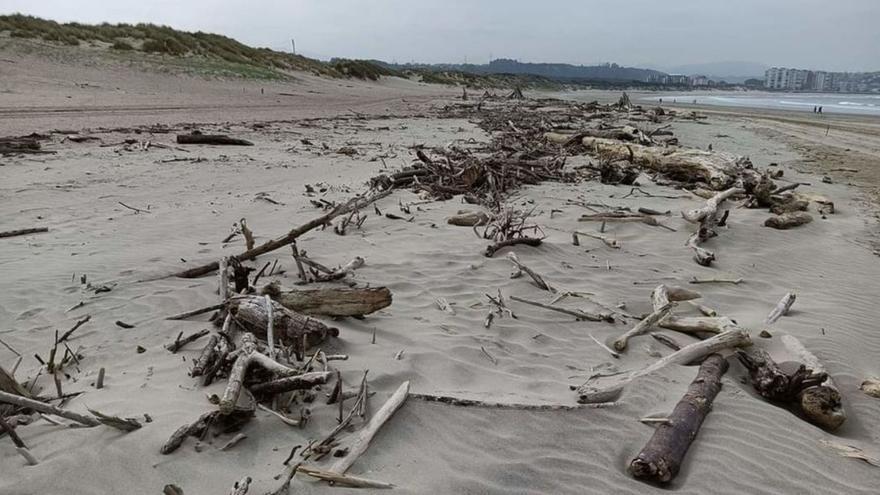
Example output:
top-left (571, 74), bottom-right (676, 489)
top-left (682, 187), bottom-right (744, 266)
top-left (219, 333), bottom-right (298, 414)
top-left (298, 466), bottom-right (394, 489)
top-left (629, 354), bottom-right (728, 483)
top-left (577, 329), bottom-right (750, 403)
top-left (764, 212), bottom-right (813, 230)
top-left (229, 296), bottom-right (339, 352)
top-left (191, 334), bottom-right (219, 377)
top-left (484, 237), bottom-right (542, 257)
top-left (781, 335), bottom-right (846, 430)
top-left (447, 210), bottom-right (489, 226)
top-left (580, 137), bottom-right (749, 190)
top-left (261, 283), bottom-right (391, 317)
top-left (651, 285), bottom-right (701, 311)
top-left (249, 371), bottom-right (331, 396)
top-left (171, 189), bottom-right (391, 278)
top-left (658, 316), bottom-right (734, 335)
top-left (176, 134), bottom-right (253, 146)
top-left (737, 338), bottom-right (845, 431)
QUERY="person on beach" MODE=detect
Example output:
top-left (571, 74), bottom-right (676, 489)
top-left (814, 106), bottom-right (817, 113)
top-left (819, 106), bottom-right (823, 114)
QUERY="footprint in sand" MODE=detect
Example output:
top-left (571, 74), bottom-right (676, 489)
top-left (17, 307), bottom-right (45, 320)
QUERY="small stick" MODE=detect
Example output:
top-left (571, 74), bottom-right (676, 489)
top-left (166, 303), bottom-right (224, 320)
top-left (0, 336), bottom-right (21, 357)
top-left (58, 315), bottom-right (91, 344)
top-left (219, 257), bottom-right (229, 302)
top-left (0, 227), bottom-right (49, 239)
top-left (118, 201), bottom-right (150, 214)
top-left (689, 277), bottom-right (744, 285)
top-left (480, 346), bottom-right (498, 365)
top-left (639, 417), bottom-right (672, 425)
top-left (509, 295), bottom-right (610, 322)
top-left (265, 295), bottom-right (275, 360)
top-left (165, 329), bottom-right (210, 353)
top-left (17, 447), bottom-right (39, 466)
top-left (589, 334), bottom-right (620, 359)
top-left (0, 415), bottom-right (26, 448)
top-left (765, 292), bottom-right (796, 325)
top-left (219, 433), bottom-right (247, 451)
top-left (298, 466), bottom-right (394, 489)
top-left (650, 332), bottom-right (683, 351)
top-left (96, 367), bottom-right (106, 389)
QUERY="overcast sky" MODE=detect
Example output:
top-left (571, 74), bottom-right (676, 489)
top-left (3, 0), bottom-right (878, 72)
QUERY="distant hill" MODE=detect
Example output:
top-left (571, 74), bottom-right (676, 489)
top-left (654, 61), bottom-right (769, 83)
top-left (380, 58), bottom-right (666, 83)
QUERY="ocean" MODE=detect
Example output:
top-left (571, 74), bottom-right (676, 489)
top-left (640, 92), bottom-right (880, 116)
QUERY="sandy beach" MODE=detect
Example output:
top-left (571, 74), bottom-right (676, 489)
top-left (2, 48), bottom-right (880, 495)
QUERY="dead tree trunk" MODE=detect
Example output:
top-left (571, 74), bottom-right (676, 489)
top-left (629, 354), bottom-right (728, 483)
top-left (176, 134), bottom-right (253, 146)
top-left (261, 284), bottom-right (391, 317)
top-left (229, 296), bottom-right (339, 353)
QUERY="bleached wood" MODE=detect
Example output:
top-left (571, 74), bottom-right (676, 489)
top-left (576, 329), bottom-right (750, 403)
top-left (612, 303), bottom-right (675, 352)
top-left (0, 390), bottom-right (99, 426)
top-left (765, 292), bottom-right (796, 324)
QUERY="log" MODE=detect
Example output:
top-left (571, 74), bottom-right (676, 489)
top-left (191, 334), bottom-right (219, 377)
top-left (0, 390), bottom-right (99, 426)
top-left (577, 329), bottom-right (750, 403)
top-left (484, 237), bottom-right (542, 257)
top-left (737, 339), bottom-right (845, 431)
top-left (219, 333), bottom-right (298, 414)
top-left (0, 227), bottom-right (48, 239)
top-left (651, 285), bottom-right (701, 311)
top-left (764, 212), bottom-right (813, 230)
top-left (171, 189), bottom-right (391, 278)
top-left (447, 210), bottom-right (489, 227)
top-left (314, 256), bottom-right (364, 282)
top-left (682, 187), bottom-right (744, 266)
top-left (328, 381), bottom-right (410, 474)
top-left (249, 371), bottom-right (331, 396)
top-left (230, 296), bottom-right (339, 353)
top-left (629, 354), bottom-right (728, 483)
top-left (261, 283), bottom-right (392, 317)
top-left (658, 316), bottom-right (735, 335)
top-left (765, 292), bottom-right (796, 324)
top-left (612, 303), bottom-right (675, 352)
top-left (176, 134), bottom-right (253, 146)
top-left (781, 335), bottom-right (846, 430)
top-left (580, 137), bottom-right (748, 190)
top-left (681, 187), bottom-right (743, 224)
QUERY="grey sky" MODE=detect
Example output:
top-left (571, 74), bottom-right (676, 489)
top-left (3, 0), bottom-right (878, 71)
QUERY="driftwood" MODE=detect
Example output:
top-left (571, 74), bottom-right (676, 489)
top-left (651, 285), bottom-right (701, 311)
top-left (765, 292), bottom-right (796, 324)
top-left (171, 189), bottom-right (391, 278)
top-left (577, 329), bottom-right (750, 403)
top-left (737, 336), bottom-right (845, 431)
top-left (447, 210), bottom-right (489, 226)
top-left (509, 295), bottom-right (610, 322)
top-left (260, 284), bottom-right (391, 317)
top-left (191, 334), bottom-right (220, 377)
top-left (298, 466), bottom-right (394, 489)
top-left (484, 237), bottom-right (542, 257)
top-left (612, 303), bottom-right (674, 352)
top-left (313, 256), bottom-right (364, 282)
top-left (229, 296), bottom-right (339, 353)
top-left (764, 212), bottom-right (813, 230)
top-left (219, 333), bottom-right (298, 414)
top-left (629, 354), bottom-right (728, 483)
top-left (176, 134), bottom-right (253, 146)
top-left (580, 137), bottom-right (749, 190)
top-left (249, 371), bottom-right (331, 396)
top-left (658, 315), bottom-right (735, 335)
top-left (681, 187), bottom-right (744, 266)
top-left (165, 329), bottom-right (210, 353)
top-left (0, 390), bottom-right (99, 426)
top-left (0, 227), bottom-right (48, 239)
top-left (327, 381), bottom-right (410, 475)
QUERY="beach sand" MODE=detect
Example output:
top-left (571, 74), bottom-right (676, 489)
top-left (2, 50), bottom-right (880, 494)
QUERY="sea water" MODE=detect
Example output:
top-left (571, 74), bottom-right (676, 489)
top-left (641, 92), bottom-right (880, 116)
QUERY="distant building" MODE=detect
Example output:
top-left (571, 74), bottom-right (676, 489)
top-left (764, 67), bottom-right (878, 92)
top-left (765, 67), bottom-right (809, 90)
top-left (689, 75), bottom-right (709, 87)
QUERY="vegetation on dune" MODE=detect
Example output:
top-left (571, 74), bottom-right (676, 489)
top-left (0, 14), bottom-right (554, 89)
